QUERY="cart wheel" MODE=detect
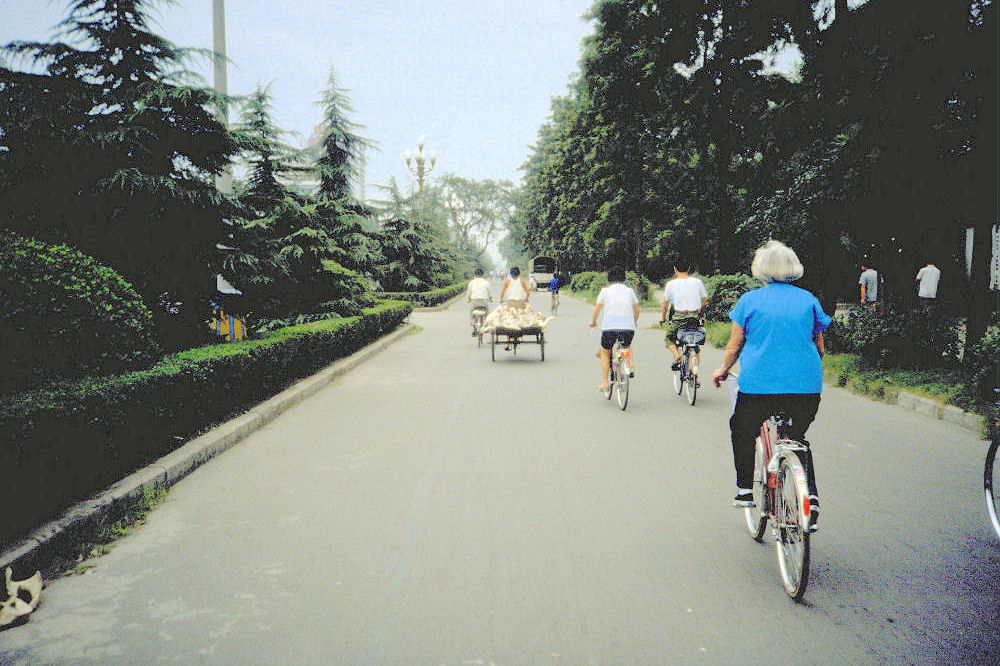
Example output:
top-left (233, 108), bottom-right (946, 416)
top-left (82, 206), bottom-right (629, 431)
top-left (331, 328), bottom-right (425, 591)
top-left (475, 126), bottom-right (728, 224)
top-left (491, 333), bottom-right (496, 361)
top-left (540, 341), bottom-right (545, 361)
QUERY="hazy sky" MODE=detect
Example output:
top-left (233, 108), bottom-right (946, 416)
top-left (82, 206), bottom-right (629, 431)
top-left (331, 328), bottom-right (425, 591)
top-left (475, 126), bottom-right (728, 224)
top-left (1, 0), bottom-right (596, 201)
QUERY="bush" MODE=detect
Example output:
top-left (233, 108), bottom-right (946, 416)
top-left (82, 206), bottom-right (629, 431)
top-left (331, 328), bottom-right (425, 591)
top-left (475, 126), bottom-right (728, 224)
top-left (961, 326), bottom-right (1000, 414)
top-left (827, 306), bottom-right (962, 369)
top-left (569, 271), bottom-right (605, 295)
top-left (0, 300), bottom-right (412, 544)
top-left (377, 282), bottom-right (465, 307)
top-left (701, 273), bottom-right (761, 322)
top-left (0, 231), bottom-right (160, 392)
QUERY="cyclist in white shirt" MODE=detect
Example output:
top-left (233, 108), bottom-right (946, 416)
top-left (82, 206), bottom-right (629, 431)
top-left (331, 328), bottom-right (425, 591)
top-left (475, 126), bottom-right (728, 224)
top-left (658, 258), bottom-right (708, 370)
top-left (589, 266), bottom-right (640, 392)
top-left (466, 268), bottom-right (493, 335)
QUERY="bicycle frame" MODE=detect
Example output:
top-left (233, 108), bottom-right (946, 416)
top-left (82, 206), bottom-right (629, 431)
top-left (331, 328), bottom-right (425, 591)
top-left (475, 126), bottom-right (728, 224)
top-left (758, 417), bottom-right (812, 529)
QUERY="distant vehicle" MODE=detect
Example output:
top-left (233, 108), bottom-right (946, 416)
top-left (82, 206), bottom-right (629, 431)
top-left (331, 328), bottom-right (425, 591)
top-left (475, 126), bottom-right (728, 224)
top-left (528, 256), bottom-right (557, 291)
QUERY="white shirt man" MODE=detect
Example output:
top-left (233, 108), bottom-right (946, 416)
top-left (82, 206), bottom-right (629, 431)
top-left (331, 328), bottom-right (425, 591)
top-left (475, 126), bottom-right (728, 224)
top-left (662, 275), bottom-right (708, 314)
top-left (915, 263), bottom-right (941, 300)
top-left (467, 273), bottom-right (492, 333)
top-left (659, 264), bottom-right (708, 369)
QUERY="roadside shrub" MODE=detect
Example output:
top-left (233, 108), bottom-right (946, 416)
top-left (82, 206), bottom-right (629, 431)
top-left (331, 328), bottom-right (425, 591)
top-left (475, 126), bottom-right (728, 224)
top-left (569, 271), bottom-right (604, 294)
top-left (828, 306), bottom-right (962, 369)
top-left (377, 282), bottom-right (464, 307)
top-left (961, 327), bottom-right (1000, 413)
top-left (0, 300), bottom-right (412, 544)
top-left (0, 231), bottom-right (160, 392)
top-left (701, 273), bottom-right (760, 322)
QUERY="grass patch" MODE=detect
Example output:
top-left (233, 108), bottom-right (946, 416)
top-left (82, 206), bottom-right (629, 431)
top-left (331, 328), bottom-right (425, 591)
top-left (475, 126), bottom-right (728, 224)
top-left (705, 320), bottom-right (731, 348)
top-left (39, 485), bottom-right (168, 578)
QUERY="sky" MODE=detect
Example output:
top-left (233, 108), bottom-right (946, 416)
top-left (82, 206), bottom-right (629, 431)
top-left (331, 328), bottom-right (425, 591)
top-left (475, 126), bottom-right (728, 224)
top-left (0, 0), bottom-right (597, 202)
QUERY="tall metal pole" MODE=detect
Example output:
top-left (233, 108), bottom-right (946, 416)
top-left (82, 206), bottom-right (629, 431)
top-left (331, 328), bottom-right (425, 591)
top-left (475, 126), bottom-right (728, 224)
top-left (213, 0), bottom-right (233, 194)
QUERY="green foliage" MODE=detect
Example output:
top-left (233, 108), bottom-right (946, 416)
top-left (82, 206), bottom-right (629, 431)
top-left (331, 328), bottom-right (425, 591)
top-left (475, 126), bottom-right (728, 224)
top-left (377, 283), bottom-right (465, 307)
top-left (701, 274), bottom-right (761, 322)
top-left (827, 307), bottom-right (962, 369)
top-left (960, 327), bottom-right (1000, 411)
top-left (313, 64), bottom-right (374, 202)
top-left (568, 271), bottom-right (608, 301)
top-left (0, 301), bottom-right (412, 543)
top-left (1, 0), bottom-right (238, 344)
top-left (705, 320), bottom-right (732, 349)
top-left (0, 231), bottom-right (160, 392)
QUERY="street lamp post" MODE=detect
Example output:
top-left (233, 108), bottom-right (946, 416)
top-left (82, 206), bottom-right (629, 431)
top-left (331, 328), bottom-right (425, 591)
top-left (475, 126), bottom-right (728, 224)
top-left (446, 192), bottom-right (465, 227)
top-left (404, 136), bottom-right (436, 193)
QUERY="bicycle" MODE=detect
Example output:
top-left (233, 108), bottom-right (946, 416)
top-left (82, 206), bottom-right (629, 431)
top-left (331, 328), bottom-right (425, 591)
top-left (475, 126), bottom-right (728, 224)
top-left (550, 290), bottom-right (560, 315)
top-left (602, 339), bottom-right (631, 410)
top-left (985, 388), bottom-right (1000, 540)
top-left (730, 376), bottom-right (813, 600)
top-left (471, 306), bottom-right (488, 348)
top-left (671, 325), bottom-right (705, 406)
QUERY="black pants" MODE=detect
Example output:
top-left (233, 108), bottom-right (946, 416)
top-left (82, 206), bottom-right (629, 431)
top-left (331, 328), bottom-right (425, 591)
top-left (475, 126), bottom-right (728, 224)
top-left (730, 393), bottom-right (821, 496)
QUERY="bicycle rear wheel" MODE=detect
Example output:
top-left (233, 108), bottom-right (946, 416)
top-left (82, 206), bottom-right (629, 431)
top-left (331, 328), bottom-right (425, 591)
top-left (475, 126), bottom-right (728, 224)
top-left (986, 435), bottom-right (1000, 540)
top-left (617, 369), bottom-right (629, 410)
top-left (684, 349), bottom-right (697, 405)
top-left (774, 453), bottom-right (811, 601)
top-left (744, 436), bottom-right (767, 541)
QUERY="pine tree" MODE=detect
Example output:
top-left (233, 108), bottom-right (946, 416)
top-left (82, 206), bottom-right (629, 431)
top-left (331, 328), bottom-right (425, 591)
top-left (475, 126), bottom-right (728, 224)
top-left (1, 0), bottom-right (238, 348)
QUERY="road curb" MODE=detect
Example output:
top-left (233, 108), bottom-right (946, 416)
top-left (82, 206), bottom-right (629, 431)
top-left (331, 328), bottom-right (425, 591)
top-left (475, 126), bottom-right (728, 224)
top-left (0, 322), bottom-right (418, 574)
top-left (889, 389), bottom-right (984, 434)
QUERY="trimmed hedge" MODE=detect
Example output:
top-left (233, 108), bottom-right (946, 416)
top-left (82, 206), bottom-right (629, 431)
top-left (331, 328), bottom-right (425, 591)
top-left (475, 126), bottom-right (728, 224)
top-left (0, 300), bottom-right (412, 544)
top-left (0, 231), bottom-right (161, 392)
top-left (377, 282), bottom-right (464, 307)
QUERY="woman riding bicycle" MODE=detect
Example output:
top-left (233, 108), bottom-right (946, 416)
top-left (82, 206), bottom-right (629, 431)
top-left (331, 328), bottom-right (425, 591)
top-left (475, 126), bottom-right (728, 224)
top-left (589, 266), bottom-right (640, 393)
top-left (711, 240), bottom-right (831, 531)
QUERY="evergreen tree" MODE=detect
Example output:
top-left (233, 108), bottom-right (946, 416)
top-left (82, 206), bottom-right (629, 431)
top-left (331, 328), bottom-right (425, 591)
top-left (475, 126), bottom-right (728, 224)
top-left (1, 0), bottom-right (239, 347)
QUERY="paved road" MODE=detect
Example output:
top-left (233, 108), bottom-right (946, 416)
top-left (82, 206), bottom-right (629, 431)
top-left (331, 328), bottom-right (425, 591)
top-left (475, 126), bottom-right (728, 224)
top-left (2, 292), bottom-right (998, 665)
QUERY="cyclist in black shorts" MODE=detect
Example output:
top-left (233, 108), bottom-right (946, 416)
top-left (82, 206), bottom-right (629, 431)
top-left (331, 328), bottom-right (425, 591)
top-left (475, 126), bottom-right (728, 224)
top-left (588, 266), bottom-right (640, 392)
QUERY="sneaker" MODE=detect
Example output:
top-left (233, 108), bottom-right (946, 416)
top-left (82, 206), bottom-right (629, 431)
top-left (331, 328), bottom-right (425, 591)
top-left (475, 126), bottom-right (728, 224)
top-left (671, 360), bottom-right (682, 371)
top-left (733, 490), bottom-right (754, 507)
top-left (808, 495), bottom-right (820, 533)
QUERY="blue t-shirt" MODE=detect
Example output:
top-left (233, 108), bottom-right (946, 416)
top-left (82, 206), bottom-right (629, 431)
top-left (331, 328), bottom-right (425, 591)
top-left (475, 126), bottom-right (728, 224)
top-left (729, 283), bottom-right (831, 394)
top-left (549, 277), bottom-right (560, 292)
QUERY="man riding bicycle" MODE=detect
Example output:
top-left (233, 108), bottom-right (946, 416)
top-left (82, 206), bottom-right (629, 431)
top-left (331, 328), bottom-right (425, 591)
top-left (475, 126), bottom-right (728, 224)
top-left (658, 258), bottom-right (708, 371)
top-left (589, 266), bottom-right (639, 393)
top-left (466, 268), bottom-right (492, 335)
top-left (548, 273), bottom-right (561, 310)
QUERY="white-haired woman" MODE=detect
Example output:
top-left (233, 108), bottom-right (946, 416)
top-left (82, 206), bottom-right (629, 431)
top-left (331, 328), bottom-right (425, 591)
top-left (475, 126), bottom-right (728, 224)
top-left (712, 240), bottom-right (831, 531)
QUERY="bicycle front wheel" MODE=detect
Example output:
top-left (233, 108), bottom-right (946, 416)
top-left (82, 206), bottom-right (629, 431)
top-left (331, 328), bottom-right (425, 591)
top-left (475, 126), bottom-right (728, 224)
top-left (617, 371), bottom-right (629, 410)
top-left (673, 360), bottom-right (683, 395)
top-left (774, 453), bottom-right (811, 601)
top-left (604, 363), bottom-right (615, 400)
top-left (986, 435), bottom-right (1000, 540)
top-left (744, 436), bottom-right (767, 541)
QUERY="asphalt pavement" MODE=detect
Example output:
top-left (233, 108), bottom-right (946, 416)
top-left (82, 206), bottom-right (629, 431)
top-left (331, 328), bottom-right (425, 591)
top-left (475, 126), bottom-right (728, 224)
top-left (1, 289), bottom-right (997, 665)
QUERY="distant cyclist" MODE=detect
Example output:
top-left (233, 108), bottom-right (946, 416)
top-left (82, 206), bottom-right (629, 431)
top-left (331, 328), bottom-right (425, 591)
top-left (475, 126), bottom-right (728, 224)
top-left (589, 266), bottom-right (639, 393)
top-left (658, 258), bottom-right (708, 371)
top-left (466, 268), bottom-right (492, 335)
top-left (711, 240), bottom-right (831, 531)
top-left (548, 273), bottom-right (561, 310)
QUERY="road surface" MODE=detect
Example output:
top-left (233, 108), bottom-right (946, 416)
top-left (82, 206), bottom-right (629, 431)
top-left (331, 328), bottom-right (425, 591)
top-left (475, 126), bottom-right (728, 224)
top-left (2, 292), bottom-right (997, 665)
